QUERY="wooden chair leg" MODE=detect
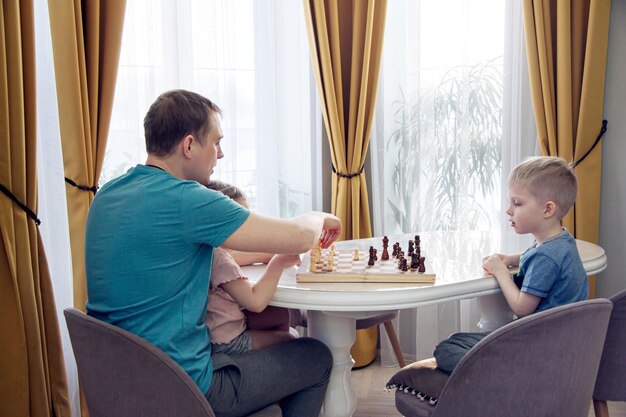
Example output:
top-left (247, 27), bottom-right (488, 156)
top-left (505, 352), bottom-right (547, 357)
top-left (593, 399), bottom-right (610, 417)
top-left (383, 320), bottom-right (406, 368)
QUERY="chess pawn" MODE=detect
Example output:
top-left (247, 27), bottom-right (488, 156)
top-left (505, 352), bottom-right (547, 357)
top-left (326, 258), bottom-right (334, 272)
top-left (353, 248), bottom-right (360, 261)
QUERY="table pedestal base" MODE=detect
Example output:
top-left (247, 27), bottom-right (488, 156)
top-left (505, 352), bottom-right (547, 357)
top-left (308, 310), bottom-right (357, 417)
top-left (477, 292), bottom-right (514, 331)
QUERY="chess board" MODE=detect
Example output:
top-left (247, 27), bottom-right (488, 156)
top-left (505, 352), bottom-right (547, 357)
top-left (296, 249), bottom-right (436, 284)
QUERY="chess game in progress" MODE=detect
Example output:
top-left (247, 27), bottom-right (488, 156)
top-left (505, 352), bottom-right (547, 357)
top-left (296, 235), bottom-right (436, 284)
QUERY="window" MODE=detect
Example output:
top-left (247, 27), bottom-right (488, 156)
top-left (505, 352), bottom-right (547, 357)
top-left (103, 0), bottom-right (316, 217)
top-left (373, 0), bottom-right (508, 234)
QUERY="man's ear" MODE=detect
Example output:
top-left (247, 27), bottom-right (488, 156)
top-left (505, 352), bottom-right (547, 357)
top-left (181, 135), bottom-right (195, 159)
top-left (544, 200), bottom-right (557, 218)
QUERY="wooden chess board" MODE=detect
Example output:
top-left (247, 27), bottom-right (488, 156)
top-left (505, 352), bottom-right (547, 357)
top-left (296, 249), bottom-right (436, 283)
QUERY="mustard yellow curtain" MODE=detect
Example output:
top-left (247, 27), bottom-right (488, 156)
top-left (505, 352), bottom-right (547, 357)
top-left (47, 0), bottom-right (126, 310)
top-left (303, 0), bottom-right (387, 241)
top-left (0, 1), bottom-right (71, 416)
top-left (523, 0), bottom-right (610, 297)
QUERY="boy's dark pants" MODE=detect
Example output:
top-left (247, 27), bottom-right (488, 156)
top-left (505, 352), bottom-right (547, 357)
top-left (434, 331), bottom-right (489, 374)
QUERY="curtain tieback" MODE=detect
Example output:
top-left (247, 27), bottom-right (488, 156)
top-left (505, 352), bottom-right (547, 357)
top-left (65, 177), bottom-right (98, 194)
top-left (0, 183), bottom-right (41, 225)
top-left (332, 164), bottom-right (364, 179)
top-left (571, 120), bottom-right (608, 169)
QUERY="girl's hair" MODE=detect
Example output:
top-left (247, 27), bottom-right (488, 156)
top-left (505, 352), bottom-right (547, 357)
top-left (508, 156), bottom-right (577, 219)
top-left (206, 180), bottom-right (245, 201)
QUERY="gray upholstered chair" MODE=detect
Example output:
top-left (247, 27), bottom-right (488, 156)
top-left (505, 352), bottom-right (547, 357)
top-left (290, 309), bottom-right (406, 367)
top-left (389, 298), bottom-right (612, 417)
top-left (64, 308), bottom-right (281, 417)
top-left (593, 288), bottom-right (626, 417)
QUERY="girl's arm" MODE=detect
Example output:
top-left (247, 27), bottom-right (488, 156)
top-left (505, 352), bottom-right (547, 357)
top-left (483, 255), bottom-right (540, 317)
top-left (221, 254), bottom-right (301, 313)
top-left (222, 211), bottom-right (342, 255)
top-left (225, 249), bottom-right (274, 266)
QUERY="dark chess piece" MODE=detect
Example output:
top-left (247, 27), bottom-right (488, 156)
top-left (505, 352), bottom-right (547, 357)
top-left (368, 254), bottom-right (375, 266)
top-left (415, 235), bottom-right (420, 246)
top-left (374, 248), bottom-right (378, 261)
top-left (410, 253), bottom-right (419, 269)
top-left (382, 246), bottom-right (389, 261)
top-left (401, 259), bottom-right (408, 272)
top-left (408, 240), bottom-right (414, 253)
top-left (418, 256), bottom-right (426, 273)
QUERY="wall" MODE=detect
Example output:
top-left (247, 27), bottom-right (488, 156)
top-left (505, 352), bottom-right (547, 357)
top-left (598, 0), bottom-right (626, 298)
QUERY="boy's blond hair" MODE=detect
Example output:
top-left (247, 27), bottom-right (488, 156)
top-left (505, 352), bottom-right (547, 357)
top-left (508, 156), bottom-right (577, 219)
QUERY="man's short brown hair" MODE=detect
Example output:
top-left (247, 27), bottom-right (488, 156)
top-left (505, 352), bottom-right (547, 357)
top-left (144, 89), bottom-right (221, 156)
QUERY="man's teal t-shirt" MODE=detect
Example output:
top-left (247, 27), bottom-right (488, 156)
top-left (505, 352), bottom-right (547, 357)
top-left (85, 165), bottom-right (249, 393)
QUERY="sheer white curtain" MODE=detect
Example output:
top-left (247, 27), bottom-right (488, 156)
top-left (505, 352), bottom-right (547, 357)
top-left (372, 0), bottom-right (537, 366)
top-left (103, 0), bottom-right (315, 217)
top-left (34, 0), bottom-right (79, 415)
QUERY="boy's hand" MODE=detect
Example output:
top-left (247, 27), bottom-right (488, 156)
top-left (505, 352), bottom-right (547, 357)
top-left (483, 253), bottom-right (519, 268)
top-left (269, 254), bottom-right (301, 269)
top-left (483, 255), bottom-right (510, 276)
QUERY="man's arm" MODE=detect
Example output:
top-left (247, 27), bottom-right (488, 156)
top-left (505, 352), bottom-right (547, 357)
top-left (221, 211), bottom-right (342, 255)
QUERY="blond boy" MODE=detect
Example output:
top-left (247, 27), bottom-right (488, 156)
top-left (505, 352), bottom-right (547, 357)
top-left (434, 156), bottom-right (588, 374)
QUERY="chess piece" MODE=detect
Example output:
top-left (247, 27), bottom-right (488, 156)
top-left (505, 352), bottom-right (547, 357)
top-left (368, 255), bottom-right (375, 266)
top-left (401, 258), bottom-right (408, 272)
top-left (374, 248), bottom-right (378, 261)
top-left (353, 248), bottom-right (360, 261)
top-left (382, 236), bottom-right (389, 260)
top-left (410, 253), bottom-right (419, 270)
top-left (418, 256), bottom-right (426, 273)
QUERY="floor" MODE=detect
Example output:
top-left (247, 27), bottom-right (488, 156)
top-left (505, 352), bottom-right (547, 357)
top-left (351, 357), bottom-right (626, 417)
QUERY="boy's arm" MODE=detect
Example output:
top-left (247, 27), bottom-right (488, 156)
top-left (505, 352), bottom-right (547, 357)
top-left (487, 253), bottom-right (521, 268)
top-left (221, 254), bottom-right (300, 313)
top-left (483, 255), bottom-right (541, 317)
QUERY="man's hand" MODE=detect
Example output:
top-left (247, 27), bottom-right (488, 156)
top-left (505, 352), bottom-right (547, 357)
top-left (319, 214), bottom-right (342, 248)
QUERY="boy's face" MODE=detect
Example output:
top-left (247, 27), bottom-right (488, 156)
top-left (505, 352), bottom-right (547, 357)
top-left (506, 181), bottom-right (546, 235)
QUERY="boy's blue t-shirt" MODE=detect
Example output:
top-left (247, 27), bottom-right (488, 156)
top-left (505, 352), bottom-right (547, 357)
top-left (85, 165), bottom-right (250, 394)
top-left (516, 228), bottom-right (588, 312)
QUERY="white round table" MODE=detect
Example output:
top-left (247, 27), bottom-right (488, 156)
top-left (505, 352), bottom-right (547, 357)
top-left (243, 231), bottom-right (607, 417)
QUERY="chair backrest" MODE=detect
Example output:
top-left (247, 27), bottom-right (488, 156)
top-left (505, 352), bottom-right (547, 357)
top-left (594, 288), bottom-right (626, 401)
top-left (64, 308), bottom-right (216, 417)
top-left (431, 299), bottom-right (612, 417)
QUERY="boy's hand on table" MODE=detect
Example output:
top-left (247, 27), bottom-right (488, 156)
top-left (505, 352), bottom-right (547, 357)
top-left (483, 255), bottom-right (510, 277)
